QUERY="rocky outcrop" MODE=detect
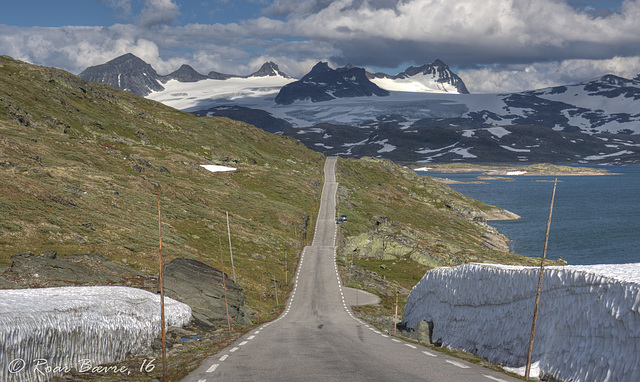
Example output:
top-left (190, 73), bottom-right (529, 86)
top-left (162, 258), bottom-right (252, 330)
top-left (0, 251), bottom-right (156, 290)
top-left (344, 263), bottom-right (409, 297)
top-left (0, 252), bottom-right (252, 330)
top-left (342, 214), bottom-right (514, 268)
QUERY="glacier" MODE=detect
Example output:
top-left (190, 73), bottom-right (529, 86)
top-left (402, 263), bottom-right (640, 382)
top-left (0, 286), bottom-right (192, 382)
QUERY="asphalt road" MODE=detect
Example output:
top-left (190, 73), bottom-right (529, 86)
top-left (182, 157), bottom-right (520, 382)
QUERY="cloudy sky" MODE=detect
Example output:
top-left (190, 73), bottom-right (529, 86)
top-left (1, 0), bottom-right (640, 93)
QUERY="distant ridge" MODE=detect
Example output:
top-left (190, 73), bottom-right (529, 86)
top-left (367, 59), bottom-right (469, 94)
top-left (79, 54), bottom-right (290, 96)
top-left (274, 62), bottom-right (389, 105)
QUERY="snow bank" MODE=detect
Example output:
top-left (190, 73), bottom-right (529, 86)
top-left (402, 263), bottom-right (640, 382)
top-left (201, 164), bottom-right (237, 173)
top-left (0, 286), bottom-right (192, 381)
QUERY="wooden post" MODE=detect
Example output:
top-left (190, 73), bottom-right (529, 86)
top-left (226, 212), bottom-right (237, 283)
top-left (258, 266), bottom-right (264, 324)
top-left (157, 189), bottom-right (167, 382)
top-left (274, 278), bottom-right (279, 306)
top-left (220, 238), bottom-right (232, 333)
top-left (525, 178), bottom-right (558, 380)
top-left (394, 292), bottom-right (399, 337)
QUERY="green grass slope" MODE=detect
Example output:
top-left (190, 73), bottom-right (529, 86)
top-left (0, 56), bottom-right (324, 320)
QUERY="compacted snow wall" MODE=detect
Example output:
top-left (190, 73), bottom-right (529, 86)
top-left (0, 286), bottom-right (192, 382)
top-left (402, 263), bottom-right (640, 382)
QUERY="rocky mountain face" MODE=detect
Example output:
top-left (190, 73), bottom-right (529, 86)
top-left (79, 53), bottom-right (165, 96)
top-left (367, 59), bottom-right (470, 94)
top-left (274, 62), bottom-right (390, 105)
top-left (161, 64), bottom-right (209, 83)
top-left (248, 61), bottom-right (290, 78)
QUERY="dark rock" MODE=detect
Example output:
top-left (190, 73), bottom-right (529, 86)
top-left (79, 53), bottom-right (164, 97)
top-left (38, 250), bottom-right (57, 259)
top-left (162, 258), bottom-right (252, 330)
top-left (396, 320), bottom-right (433, 345)
top-left (275, 62), bottom-right (389, 105)
top-left (0, 252), bottom-right (156, 290)
top-left (160, 64), bottom-right (208, 83)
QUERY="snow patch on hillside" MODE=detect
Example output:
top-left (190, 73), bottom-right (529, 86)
top-left (0, 286), bottom-right (191, 382)
top-left (402, 263), bottom-right (640, 382)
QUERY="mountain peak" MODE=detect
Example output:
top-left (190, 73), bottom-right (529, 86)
top-left (79, 53), bottom-right (164, 96)
top-left (305, 62), bottom-right (332, 78)
top-left (161, 64), bottom-right (208, 83)
top-left (276, 63), bottom-right (389, 105)
top-left (248, 62), bottom-right (290, 78)
top-left (366, 59), bottom-right (469, 94)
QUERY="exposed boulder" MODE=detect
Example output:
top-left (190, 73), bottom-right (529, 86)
top-left (162, 258), bottom-right (252, 330)
top-left (0, 251), bottom-right (156, 290)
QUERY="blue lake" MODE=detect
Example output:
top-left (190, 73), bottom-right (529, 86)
top-left (417, 166), bottom-right (640, 265)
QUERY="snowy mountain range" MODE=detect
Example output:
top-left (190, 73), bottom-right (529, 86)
top-left (79, 54), bottom-right (290, 96)
top-left (80, 54), bottom-right (640, 164)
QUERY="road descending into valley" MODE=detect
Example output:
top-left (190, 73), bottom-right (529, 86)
top-left (183, 157), bottom-right (519, 382)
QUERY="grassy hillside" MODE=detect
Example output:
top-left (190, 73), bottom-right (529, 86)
top-left (0, 55), bottom-right (324, 320)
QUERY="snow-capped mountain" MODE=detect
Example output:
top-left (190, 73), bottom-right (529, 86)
top-left (274, 62), bottom-right (389, 105)
top-left (79, 54), bottom-right (291, 97)
top-left (79, 54), bottom-right (640, 163)
top-left (367, 59), bottom-right (469, 94)
top-left (248, 61), bottom-right (291, 78)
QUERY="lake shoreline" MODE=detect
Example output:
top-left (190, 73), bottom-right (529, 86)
top-left (413, 162), bottom-right (619, 176)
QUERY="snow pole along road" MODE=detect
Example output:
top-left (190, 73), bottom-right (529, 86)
top-left (182, 156), bottom-right (520, 382)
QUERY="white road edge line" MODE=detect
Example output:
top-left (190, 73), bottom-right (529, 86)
top-left (219, 355), bottom-right (229, 361)
top-left (230, 347), bottom-right (240, 352)
top-left (206, 364), bottom-right (219, 373)
top-left (446, 360), bottom-right (471, 369)
top-left (422, 350), bottom-right (437, 357)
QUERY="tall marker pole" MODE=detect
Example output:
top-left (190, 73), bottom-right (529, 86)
top-left (157, 188), bottom-right (167, 382)
top-left (226, 211), bottom-right (237, 283)
top-left (220, 238), bottom-right (232, 332)
top-left (525, 178), bottom-right (558, 380)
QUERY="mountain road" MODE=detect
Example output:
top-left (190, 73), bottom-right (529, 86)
top-left (182, 156), bottom-right (520, 382)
